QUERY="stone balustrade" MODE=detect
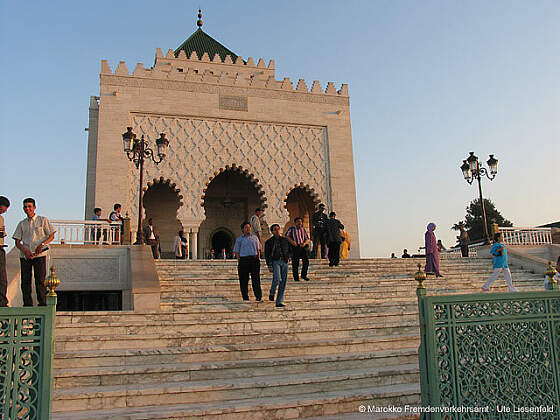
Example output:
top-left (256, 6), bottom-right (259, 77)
top-left (50, 220), bottom-right (121, 246)
top-left (499, 227), bottom-right (552, 246)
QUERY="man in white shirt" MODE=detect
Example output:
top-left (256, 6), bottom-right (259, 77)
top-left (12, 198), bottom-right (56, 306)
top-left (109, 203), bottom-right (124, 244)
top-left (0, 196), bottom-right (10, 307)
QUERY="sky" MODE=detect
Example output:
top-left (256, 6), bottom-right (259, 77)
top-left (0, 0), bottom-right (558, 257)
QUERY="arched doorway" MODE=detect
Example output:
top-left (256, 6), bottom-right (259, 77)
top-left (143, 179), bottom-right (183, 258)
top-left (283, 186), bottom-right (319, 234)
top-left (199, 166), bottom-right (266, 258)
top-left (210, 228), bottom-right (235, 258)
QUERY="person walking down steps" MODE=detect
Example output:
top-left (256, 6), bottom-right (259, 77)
top-left (265, 224), bottom-right (291, 308)
top-left (233, 221), bottom-right (263, 302)
top-left (286, 217), bottom-right (311, 282)
top-left (325, 212), bottom-right (344, 267)
top-left (481, 232), bottom-right (517, 292)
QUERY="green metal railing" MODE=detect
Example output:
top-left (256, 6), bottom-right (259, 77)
top-left (416, 263), bottom-right (560, 420)
top-left (1, 267), bottom-right (59, 420)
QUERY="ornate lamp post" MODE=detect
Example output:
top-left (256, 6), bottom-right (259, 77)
top-left (122, 127), bottom-right (169, 244)
top-left (460, 152), bottom-right (498, 244)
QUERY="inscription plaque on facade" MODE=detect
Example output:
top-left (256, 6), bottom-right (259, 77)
top-left (219, 95), bottom-right (248, 111)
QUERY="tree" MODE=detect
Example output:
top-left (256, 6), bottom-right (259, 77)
top-left (452, 198), bottom-right (513, 243)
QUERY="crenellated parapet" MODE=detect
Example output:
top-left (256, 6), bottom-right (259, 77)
top-left (100, 48), bottom-right (349, 98)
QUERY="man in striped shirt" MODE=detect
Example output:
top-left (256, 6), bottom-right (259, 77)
top-left (286, 217), bottom-right (310, 282)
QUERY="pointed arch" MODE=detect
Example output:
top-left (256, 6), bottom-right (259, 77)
top-left (142, 178), bottom-right (184, 256)
top-left (144, 177), bottom-right (184, 208)
top-left (198, 164), bottom-right (268, 258)
top-left (283, 183), bottom-right (321, 210)
top-left (282, 184), bottom-right (322, 233)
top-left (200, 164), bottom-right (267, 209)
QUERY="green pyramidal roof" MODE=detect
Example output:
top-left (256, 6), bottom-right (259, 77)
top-left (175, 28), bottom-right (238, 62)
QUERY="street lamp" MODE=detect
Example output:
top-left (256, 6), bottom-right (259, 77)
top-left (460, 151), bottom-right (498, 244)
top-left (122, 127), bottom-right (169, 245)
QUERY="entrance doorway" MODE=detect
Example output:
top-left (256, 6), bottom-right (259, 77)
top-left (210, 229), bottom-right (234, 258)
top-left (143, 179), bottom-right (182, 257)
top-left (199, 167), bottom-right (266, 258)
top-left (284, 186), bottom-right (317, 233)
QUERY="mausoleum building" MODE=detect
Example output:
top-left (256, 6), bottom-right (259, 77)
top-left (85, 20), bottom-right (360, 258)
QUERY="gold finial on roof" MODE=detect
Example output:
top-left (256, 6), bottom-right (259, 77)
top-left (197, 9), bottom-right (203, 28)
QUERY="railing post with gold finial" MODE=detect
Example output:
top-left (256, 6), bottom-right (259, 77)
top-left (40, 266), bottom-right (59, 420)
top-left (122, 214), bottom-right (131, 245)
top-left (415, 264), bottom-right (430, 416)
top-left (545, 261), bottom-right (558, 290)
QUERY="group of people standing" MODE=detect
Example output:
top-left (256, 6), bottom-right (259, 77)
top-left (311, 204), bottom-right (350, 266)
top-left (232, 205), bottom-right (348, 307)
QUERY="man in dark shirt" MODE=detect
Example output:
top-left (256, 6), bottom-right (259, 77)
top-left (264, 224), bottom-right (291, 307)
top-left (401, 249), bottom-right (411, 258)
top-left (311, 204), bottom-right (328, 259)
top-left (325, 212), bottom-right (344, 267)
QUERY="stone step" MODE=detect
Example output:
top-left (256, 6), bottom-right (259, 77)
top-left (157, 272), bottom-right (542, 282)
top-left (158, 285), bottom-right (542, 309)
top-left (155, 262), bottom-right (529, 272)
top-left (158, 263), bottom-right (537, 272)
top-left (160, 275), bottom-right (538, 285)
top-left (155, 271), bottom-right (502, 281)
top-left (156, 270), bottom-right (485, 277)
top-left (55, 301), bottom-right (419, 325)
top-left (54, 333), bottom-right (420, 368)
top-left (158, 279), bottom-right (542, 296)
top-left (155, 268), bottom-right (500, 278)
top-left (153, 258), bottom-right (509, 265)
top-left (155, 257), bottom-right (487, 265)
top-left (157, 274), bottom-right (543, 286)
top-left (55, 310), bottom-right (419, 336)
top-left (52, 364), bottom-right (419, 412)
top-left (51, 383), bottom-right (421, 419)
top-left (55, 320), bottom-right (420, 351)
top-left (54, 348), bottom-right (418, 389)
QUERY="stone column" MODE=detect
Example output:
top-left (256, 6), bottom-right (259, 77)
top-left (186, 233), bottom-right (191, 260)
top-left (192, 230), bottom-right (198, 260)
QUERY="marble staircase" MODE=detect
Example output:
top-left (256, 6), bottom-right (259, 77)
top-left (50, 258), bottom-right (545, 419)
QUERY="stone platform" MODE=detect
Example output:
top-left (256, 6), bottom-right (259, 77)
top-left (50, 258), bottom-right (545, 419)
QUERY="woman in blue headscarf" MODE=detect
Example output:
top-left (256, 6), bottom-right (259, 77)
top-left (425, 223), bottom-right (443, 277)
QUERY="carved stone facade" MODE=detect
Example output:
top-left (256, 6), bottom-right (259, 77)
top-left (131, 115), bottom-right (329, 224)
top-left (85, 31), bottom-right (360, 258)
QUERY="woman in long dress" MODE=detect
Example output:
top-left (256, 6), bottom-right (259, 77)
top-left (425, 223), bottom-right (443, 277)
top-left (340, 229), bottom-right (350, 260)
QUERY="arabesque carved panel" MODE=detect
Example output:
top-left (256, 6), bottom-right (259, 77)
top-left (423, 294), bottom-right (560, 420)
top-left (128, 115), bottom-right (329, 226)
top-left (0, 316), bottom-right (44, 419)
